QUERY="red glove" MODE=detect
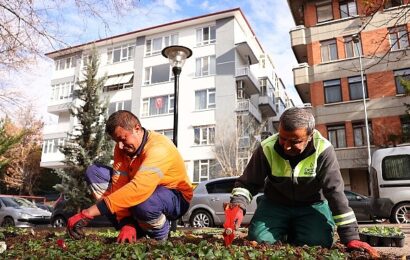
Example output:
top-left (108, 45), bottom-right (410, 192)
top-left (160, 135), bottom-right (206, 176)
top-left (116, 224), bottom-right (137, 243)
top-left (223, 203), bottom-right (244, 246)
top-left (67, 210), bottom-right (93, 240)
top-left (347, 240), bottom-right (380, 259)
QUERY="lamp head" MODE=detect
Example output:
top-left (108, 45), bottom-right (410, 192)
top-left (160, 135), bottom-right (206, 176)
top-left (162, 45), bottom-right (192, 69)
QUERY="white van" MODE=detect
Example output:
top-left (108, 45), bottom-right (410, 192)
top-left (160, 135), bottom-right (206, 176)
top-left (371, 146), bottom-right (410, 223)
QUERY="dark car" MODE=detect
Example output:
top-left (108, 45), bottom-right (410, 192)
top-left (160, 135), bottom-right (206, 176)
top-left (182, 177), bottom-right (394, 227)
top-left (344, 190), bottom-right (393, 222)
top-left (51, 195), bottom-right (112, 227)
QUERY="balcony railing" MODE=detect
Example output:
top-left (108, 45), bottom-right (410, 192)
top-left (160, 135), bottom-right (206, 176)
top-left (235, 67), bottom-right (260, 95)
top-left (236, 99), bottom-right (262, 123)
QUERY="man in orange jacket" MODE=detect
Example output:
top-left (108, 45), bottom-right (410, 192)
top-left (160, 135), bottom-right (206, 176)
top-left (66, 110), bottom-right (193, 243)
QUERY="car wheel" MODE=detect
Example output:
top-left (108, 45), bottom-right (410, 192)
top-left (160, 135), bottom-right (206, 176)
top-left (390, 203), bottom-right (410, 224)
top-left (189, 210), bottom-right (214, 227)
top-left (52, 216), bottom-right (67, 227)
top-left (1, 217), bottom-right (15, 227)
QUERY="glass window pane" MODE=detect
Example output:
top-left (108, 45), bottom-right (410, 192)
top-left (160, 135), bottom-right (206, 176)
top-left (203, 27), bottom-right (209, 41)
top-left (337, 129), bottom-right (346, 148)
top-left (146, 40), bottom-right (151, 54)
top-left (194, 128), bottom-right (200, 144)
top-left (202, 57), bottom-right (209, 76)
top-left (325, 85), bottom-right (341, 103)
top-left (195, 90), bottom-right (206, 110)
top-left (330, 44), bottom-right (338, 60)
top-left (193, 161), bottom-right (199, 182)
top-left (151, 64), bottom-right (170, 84)
top-left (196, 58), bottom-right (201, 77)
top-left (317, 4), bottom-right (333, 22)
top-left (113, 49), bottom-right (121, 63)
top-left (210, 56), bottom-right (216, 75)
top-left (354, 127), bottom-right (364, 146)
top-left (210, 26), bottom-right (216, 41)
top-left (196, 29), bottom-right (202, 43)
top-left (153, 38), bottom-right (162, 52)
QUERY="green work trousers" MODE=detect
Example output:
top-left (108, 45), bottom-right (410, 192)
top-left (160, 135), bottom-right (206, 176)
top-left (248, 196), bottom-right (335, 248)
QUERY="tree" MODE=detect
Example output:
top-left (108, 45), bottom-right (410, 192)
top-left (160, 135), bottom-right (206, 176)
top-left (0, 106), bottom-right (44, 195)
top-left (54, 49), bottom-right (113, 211)
top-left (0, 118), bottom-right (23, 171)
top-left (0, 0), bottom-right (141, 74)
top-left (214, 114), bottom-right (268, 177)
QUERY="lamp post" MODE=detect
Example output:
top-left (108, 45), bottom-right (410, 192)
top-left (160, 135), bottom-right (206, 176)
top-left (352, 34), bottom-right (372, 192)
top-left (162, 45), bottom-right (192, 147)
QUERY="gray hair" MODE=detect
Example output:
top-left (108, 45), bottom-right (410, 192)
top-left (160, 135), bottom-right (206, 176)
top-left (106, 110), bottom-right (141, 137)
top-left (279, 107), bottom-right (315, 135)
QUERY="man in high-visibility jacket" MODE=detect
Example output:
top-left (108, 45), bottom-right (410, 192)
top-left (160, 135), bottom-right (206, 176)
top-left (224, 107), bottom-right (379, 258)
top-left (66, 110), bottom-right (193, 243)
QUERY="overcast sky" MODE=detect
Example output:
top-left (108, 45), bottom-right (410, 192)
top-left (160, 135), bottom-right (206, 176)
top-left (6, 0), bottom-right (300, 123)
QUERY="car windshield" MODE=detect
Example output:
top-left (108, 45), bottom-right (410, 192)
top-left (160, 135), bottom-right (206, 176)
top-left (0, 197), bottom-right (21, 208)
top-left (14, 198), bottom-right (37, 208)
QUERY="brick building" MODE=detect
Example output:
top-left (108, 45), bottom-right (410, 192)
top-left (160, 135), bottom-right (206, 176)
top-left (288, 0), bottom-right (410, 194)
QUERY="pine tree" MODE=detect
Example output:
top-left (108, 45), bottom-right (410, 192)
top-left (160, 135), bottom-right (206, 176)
top-left (0, 118), bottom-right (24, 170)
top-left (54, 49), bottom-right (114, 211)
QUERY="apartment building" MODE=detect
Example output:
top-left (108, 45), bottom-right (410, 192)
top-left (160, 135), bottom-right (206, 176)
top-left (40, 8), bottom-right (295, 183)
top-left (288, 0), bottom-right (410, 194)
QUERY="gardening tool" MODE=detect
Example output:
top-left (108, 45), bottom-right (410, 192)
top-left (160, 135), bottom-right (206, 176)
top-left (223, 204), bottom-right (243, 246)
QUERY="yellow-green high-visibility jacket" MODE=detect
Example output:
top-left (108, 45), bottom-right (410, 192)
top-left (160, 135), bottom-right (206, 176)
top-left (231, 130), bottom-right (359, 243)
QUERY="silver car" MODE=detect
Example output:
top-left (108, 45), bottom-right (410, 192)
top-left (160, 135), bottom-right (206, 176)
top-left (182, 177), bottom-right (261, 227)
top-left (0, 196), bottom-right (52, 227)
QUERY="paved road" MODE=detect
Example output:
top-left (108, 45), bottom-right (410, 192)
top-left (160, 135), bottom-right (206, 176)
top-left (359, 223), bottom-right (410, 258)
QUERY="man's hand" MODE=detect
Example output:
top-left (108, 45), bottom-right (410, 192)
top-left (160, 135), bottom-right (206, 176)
top-left (346, 240), bottom-right (380, 259)
top-left (117, 224), bottom-right (137, 243)
top-left (223, 203), bottom-right (244, 246)
top-left (67, 210), bottom-right (93, 240)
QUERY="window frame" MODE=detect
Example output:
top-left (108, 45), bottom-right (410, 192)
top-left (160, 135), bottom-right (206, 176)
top-left (193, 125), bottom-right (215, 145)
top-left (108, 100), bottom-right (132, 116)
top-left (389, 25), bottom-right (409, 51)
top-left (344, 35), bottom-right (362, 58)
top-left (50, 81), bottom-right (74, 102)
top-left (195, 88), bottom-right (216, 110)
top-left (320, 39), bottom-right (338, 62)
top-left (193, 159), bottom-right (216, 183)
top-left (144, 64), bottom-right (173, 85)
top-left (316, 2), bottom-right (333, 23)
top-left (141, 94), bottom-right (174, 117)
top-left (196, 26), bottom-right (216, 46)
top-left (348, 75), bottom-right (368, 100)
top-left (145, 34), bottom-right (178, 56)
top-left (107, 44), bottom-right (135, 64)
top-left (324, 79), bottom-right (342, 103)
top-left (394, 68), bottom-right (410, 94)
top-left (327, 125), bottom-right (347, 148)
top-left (339, 0), bottom-right (357, 18)
top-left (352, 121), bottom-right (372, 147)
top-left (195, 55), bottom-right (216, 77)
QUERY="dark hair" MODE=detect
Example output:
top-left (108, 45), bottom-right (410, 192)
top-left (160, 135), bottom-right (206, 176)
top-left (279, 107), bottom-right (315, 135)
top-left (105, 110), bottom-right (141, 136)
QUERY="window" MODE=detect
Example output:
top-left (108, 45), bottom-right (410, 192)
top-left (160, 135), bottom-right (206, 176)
top-left (317, 2), bottom-right (333, 23)
top-left (144, 64), bottom-right (173, 85)
top-left (382, 154), bottom-right (410, 180)
top-left (344, 36), bottom-right (362, 58)
top-left (401, 116), bottom-right (410, 142)
top-left (353, 122), bottom-right (372, 146)
top-left (107, 44), bottom-right (135, 64)
top-left (196, 26), bottom-right (216, 46)
top-left (327, 125), bottom-right (346, 148)
top-left (50, 81), bottom-right (74, 101)
top-left (141, 95), bottom-right (174, 117)
top-left (339, 0), bottom-right (357, 18)
top-left (146, 34), bottom-right (178, 56)
top-left (324, 79), bottom-right (342, 103)
top-left (108, 100), bottom-right (131, 116)
top-left (194, 125), bottom-right (215, 145)
top-left (348, 76), bottom-right (367, 100)
top-left (195, 56), bottom-right (216, 77)
top-left (42, 138), bottom-right (65, 154)
top-left (321, 39), bottom-right (338, 62)
top-left (384, 0), bottom-right (404, 8)
top-left (156, 129), bottom-right (173, 140)
top-left (206, 179), bottom-right (235, 194)
top-left (389, 26), bottom-right (409, 51)
top-left (394, 68), bottom-right (410, 94)
top-left (55, 56), bottom-right (76, 71)
top-left (193, 159), bottom-right (217, 183)
top-left (195, 88), bottom-right (215, 110)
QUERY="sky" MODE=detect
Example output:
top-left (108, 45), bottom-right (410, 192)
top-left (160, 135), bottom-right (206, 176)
top-left (6, 0), bottom-right (300, 123)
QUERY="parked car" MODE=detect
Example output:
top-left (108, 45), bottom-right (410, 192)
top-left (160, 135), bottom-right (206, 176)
top-left (182, 177), bottom-right (394, 227)
top-left (344, 190), bottom-right (393, 222)
top-left (0, 196), bottom-right (51, 227)
top-left (51, 195), bottom-right (112, 227)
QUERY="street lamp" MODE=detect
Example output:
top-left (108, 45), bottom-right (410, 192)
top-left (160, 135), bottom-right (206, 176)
top-left (352, 34), bottom-right (372, 191)
top-left (162, 45), bottom-right (192, 147)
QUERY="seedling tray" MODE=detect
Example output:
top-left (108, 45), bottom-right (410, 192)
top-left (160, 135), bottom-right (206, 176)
top-left (359, 233), bottom-right (405, 247)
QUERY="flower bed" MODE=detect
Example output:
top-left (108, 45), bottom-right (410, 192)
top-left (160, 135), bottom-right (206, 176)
top-left (0, 227), bottom-right (400, 259)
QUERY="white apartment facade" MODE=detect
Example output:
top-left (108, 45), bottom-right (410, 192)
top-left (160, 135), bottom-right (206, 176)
top-left (41, 8), bottom-right (296, 183)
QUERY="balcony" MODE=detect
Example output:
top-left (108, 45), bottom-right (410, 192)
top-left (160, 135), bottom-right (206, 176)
top-left (290, 25), bottom-right (308, 63)
top-left (235, 67), bottom-right (260, 96)
top-left (335, 146), bottom-right (376, 169)
top-left (235, 42), bottom-right (258, 65)
top-left (259, 96), bottom-right (276, 117)
top-left (236, 99), bottom-right (262, 123)
top-left (292, 63), bottom-right (311, 103)
top-left (43, 122), bottom-right (70, 135)
top-left (47, 99), bottom-right (72, 114)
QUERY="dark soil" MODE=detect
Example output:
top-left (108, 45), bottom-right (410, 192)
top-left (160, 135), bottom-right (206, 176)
top-left (0, 228), bottom-right (402, 259)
